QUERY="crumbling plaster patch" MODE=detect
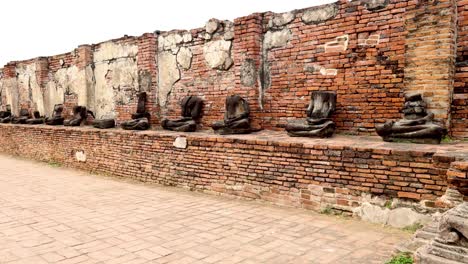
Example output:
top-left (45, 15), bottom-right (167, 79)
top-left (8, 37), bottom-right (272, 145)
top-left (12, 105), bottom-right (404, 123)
top-left (301, 3), bottom-right (339, 25)
top-left (268, 12), bottom-right (295, 29)
top-left (259, 27), bottom-right (293, 109)
top-left (364, 0), bottom-right (389, 11)
top-left (203, 39), bottom-right (233, 70)
top-left (93, 42), bottom-right (139, 119)
top-left (205, 19), bottom-right (219, 34)
top-left (173, 136), bottom-right (188, 149)
top-left (177, 47), bottom-right (193, 70)
top-left (358, 33), bottom-right (380, 46)
top-left (16, 64), bottom-right (44, 115)
top-left (353, 202), bottom-right (432, 228)
top-left (75, 150), bottom-right (87, 162)
top-left (263, 29), bottom-right (293, 51)
top-left (93, 42), bottom-right (138, 62)
top-left (240, 59), bottom-right (257, 87)
top-left (305, 64), bottom-right (338, 76)
top-left (158, 51), bottom-right (181, 107)
top-left (44, 81), bottom-right (65, 117)
top-left (2, 78), bottom-right (19, 115)
top-left (45, 65), bottom-right (94, 116)
top-left (320, 34), bottom-right (349, 53)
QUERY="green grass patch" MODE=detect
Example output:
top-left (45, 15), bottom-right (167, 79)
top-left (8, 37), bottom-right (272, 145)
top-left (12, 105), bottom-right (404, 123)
top-left (384, 200), bottom-right (392, 209)
top-left (402, 222), bottom-right (423, 233)
top-left (441, 135), bottom-right (453, 143)
top-left (47, 161), bottom-right (62, 168)
top-left (386, 253), bottom-right (413, 264)
top-left (320, 206), bottom-right (333, 215)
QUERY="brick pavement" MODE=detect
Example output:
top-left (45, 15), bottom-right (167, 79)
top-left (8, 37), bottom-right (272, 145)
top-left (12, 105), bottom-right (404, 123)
top-left (0, 155), bottom-right (410, 264)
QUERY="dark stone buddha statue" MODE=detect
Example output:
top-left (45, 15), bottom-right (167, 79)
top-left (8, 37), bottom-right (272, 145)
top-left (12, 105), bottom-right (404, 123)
top-left (121, 92), bottom-right (150, 130)
top-left (26, 111), bottom-right (45, 125)
top-left (45, 104), bottom-right (65, 126)
top-left (376, 93), bottom-right (447, 144)
top-left (212, 95), bottom-right (253, 135)
top-left (64, 106), bottom-right (94, 126)
top-left (92, 116), bottom-right (116, 129)
top-left (0, 105), bottom-right (12, 123)
top-left (11, 109), bottom-right (31, 124)
top-left (161, 96), bottom-right (203, 132)
top-left (286, 91), bottom-right (337, 138)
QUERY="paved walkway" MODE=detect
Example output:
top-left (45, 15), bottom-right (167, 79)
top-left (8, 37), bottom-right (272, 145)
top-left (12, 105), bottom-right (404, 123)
top-left (0, 155), bottom-right (409, 264)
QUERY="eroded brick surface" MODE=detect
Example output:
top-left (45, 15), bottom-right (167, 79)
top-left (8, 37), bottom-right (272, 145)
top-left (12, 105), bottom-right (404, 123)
top-left (0, 155), bottom-right (409, 263)
top-left (0, 124), bottom-right (467, 212)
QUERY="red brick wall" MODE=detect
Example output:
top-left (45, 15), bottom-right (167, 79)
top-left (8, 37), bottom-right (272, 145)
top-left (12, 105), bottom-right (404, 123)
top-left (262, 1), bottom-right (407, 132)
top-left (0, 0), bottom-right (465, 136)
top-left (137, 33), bottom-right (159, 125)
top-left (453, 0), bottom-right (468, 138)
top-left (0, 124), bottom-right (460, 211)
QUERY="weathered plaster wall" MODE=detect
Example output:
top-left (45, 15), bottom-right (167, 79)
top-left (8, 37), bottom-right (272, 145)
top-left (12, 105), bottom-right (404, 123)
top-left (157, 22), bottom-right (237, 129)
top-left (15, 62), bottom-right (44, 114)
top-left (0, 76), bottom-right (19, 115)
top-left (93, 41), bottom-right (139, 120)
top-left (45, 65), bottom-right (94, 117)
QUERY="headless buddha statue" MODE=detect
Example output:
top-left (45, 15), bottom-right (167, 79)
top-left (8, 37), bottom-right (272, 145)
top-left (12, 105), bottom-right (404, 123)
top-left (376, 93), bottom-right (447, 144)
top-left (26, 111), bottom-right (44, 124)
top-left (45, 104), bottom-right (65, 126)
top-left (0, 105), bottom-right (12, 123)
top-left (212, 95), bottom-right (253, 135)
top-left (11, 109), bottom-right (31, 124)
top-left (64, 106), bottom-right (94, 126)
top-left (286, 91), bottom-right (337, 138)
top-left (121, 92), bottom-right (150, 130)
top-left (161, 96), bottom-right (203, 132)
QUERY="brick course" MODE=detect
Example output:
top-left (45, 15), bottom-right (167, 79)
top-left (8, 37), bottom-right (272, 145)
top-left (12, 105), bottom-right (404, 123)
top-left (0, 124), bottom-right (466, 212)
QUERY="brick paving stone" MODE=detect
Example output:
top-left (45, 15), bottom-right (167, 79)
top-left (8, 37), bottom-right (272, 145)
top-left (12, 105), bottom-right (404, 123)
top-left (0, 154), bottom-right (410, 263)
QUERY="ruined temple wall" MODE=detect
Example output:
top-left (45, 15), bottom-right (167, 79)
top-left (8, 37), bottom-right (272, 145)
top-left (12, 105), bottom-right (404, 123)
top-left (157, 24), bottom-right (237, 129)
top-left (0, 59), bottom-right (48, 116)
top-left (453, 0), bottom-right (468, 138)
top-left (0, 0), bottom-right (464, 135)
top-left (0, 64), bottom-right (19, 115)
top-left (93, 38), bottom-right (139, 121)
top-left (45, 48), bottom-right (93, 119)
top-left (158, 0), bottom-right (458, 133)
top-left (261, 0), bottom-right (406, 132)
top-left (260, 0), bottom-right (456, 132)
top-left (0, 37), bottom-right (152, 123)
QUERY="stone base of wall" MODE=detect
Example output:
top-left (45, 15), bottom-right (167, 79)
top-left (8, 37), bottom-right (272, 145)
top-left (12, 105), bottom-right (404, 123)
top-left (1, 124), bottom-right (467, 227)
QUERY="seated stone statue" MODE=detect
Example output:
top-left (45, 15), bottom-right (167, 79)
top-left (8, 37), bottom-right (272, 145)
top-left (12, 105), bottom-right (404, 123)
top-left (45, 104), bottom-right (65, 126)
top-left (285, 91), bottom-right (337, 138)
top-left (0, 105), bottom-right (12, 123)
top-left (92, 115), bottom-right (116, 129)
top-left (64, 106), bottom-right (94, 126)
top-left (11, 109), bottom-right (31, 124)
top-left (26, 111), bottom-right (45, 125)
top-left (376, 93), bottom-right (447, 144)
top-left (161, 96), bottom-right (203, 132)
top-left (121, 92), bottom-right (150, 130)
top-left (212, 95), bottom-right (253, 135)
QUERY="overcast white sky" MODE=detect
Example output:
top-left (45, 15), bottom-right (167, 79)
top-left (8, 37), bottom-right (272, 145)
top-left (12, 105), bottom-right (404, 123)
top-left (0, 0), bottom-right (335, 67)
